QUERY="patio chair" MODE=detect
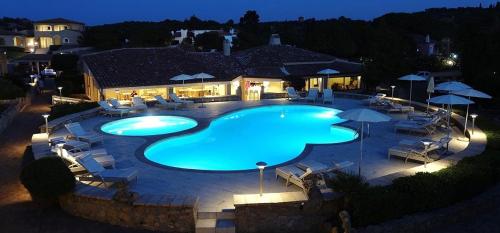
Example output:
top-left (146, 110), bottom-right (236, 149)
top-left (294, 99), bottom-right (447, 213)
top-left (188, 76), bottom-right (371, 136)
top-left (75, 154), bottom-right (138, 187)
top-left (296, 160), bottom-right (354, 174)
top-left (65, 122), bottom-right (104, 145)
top-left (385, 102), bottom-right (414, 113)
top-left (304, 88), bottom-right (319, 103)
top-left (98, 101), bottom-right (130, 117)
top-left (131, 97), bottom-right (148, 111)
top-left (394, 120), bottom-right (436, 135)
top-left (169, 93), bottom-right (194, 106)
top-left (276, 165), bottom-right (313, 194)
top-left (59, 147), bottom-right (115, 172)
top-left (109, 99), bottom-right (132, 110)
top-left (286, 87), bottom-right (302, 101)
top-left (363, 93), bottom-right (386, 105)
top-left (323, 89), bottom-right (334, 104)
top-left (154, 95), bottom-right (182, 110)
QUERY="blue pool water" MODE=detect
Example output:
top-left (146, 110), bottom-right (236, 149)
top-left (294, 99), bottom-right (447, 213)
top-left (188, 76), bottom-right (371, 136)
top-left (144, 105), bottom-right (357, 171)
top-left (101, 116), bottom-right (197, 136)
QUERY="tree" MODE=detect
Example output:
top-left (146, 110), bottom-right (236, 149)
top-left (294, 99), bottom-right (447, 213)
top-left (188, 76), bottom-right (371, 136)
top-left (237, 10), bottom-right (269, 50)
top-left (194, 31), bottom-right (223, 51)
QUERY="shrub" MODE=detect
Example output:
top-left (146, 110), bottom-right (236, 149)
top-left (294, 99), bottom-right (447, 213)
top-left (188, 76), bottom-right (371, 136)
top-left (20, 156), bottom-right (75, 201)
top-left (55, 71), bottom-right (85, 96)
top-left (49, 102), bottom-right (98, 120)
top-left (0, 79), bottom-right (25, 100)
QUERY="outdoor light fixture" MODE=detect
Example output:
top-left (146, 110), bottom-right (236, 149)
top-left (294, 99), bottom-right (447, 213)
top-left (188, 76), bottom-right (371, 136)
top-left (58, 86), bottom-right (63, 99)
top-left (42, 114), bottom-right (50, 134)
top-left (256, 161), bottom-right (267, 196)
top-left (390, 85), bottom-right (396, 99)
top-left (470, 113), bottom-right (478, 135)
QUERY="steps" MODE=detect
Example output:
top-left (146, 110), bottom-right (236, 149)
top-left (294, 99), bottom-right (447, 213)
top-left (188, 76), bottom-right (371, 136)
top-left (196, 209), bottom-right (235, 233)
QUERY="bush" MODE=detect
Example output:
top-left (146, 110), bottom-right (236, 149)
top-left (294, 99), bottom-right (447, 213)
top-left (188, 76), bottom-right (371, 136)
top-left (55, 71), bottom-right (85, 96)
top-left (0, 79), bottom-right (25, 100)
top-left (20, 156), bottom-right (75, 201)
top-left (49, 102), bottom-right (98, 120)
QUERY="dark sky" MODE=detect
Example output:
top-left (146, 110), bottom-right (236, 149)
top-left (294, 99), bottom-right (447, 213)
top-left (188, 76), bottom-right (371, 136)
top-left (1, 0), bottom-right (498, 25)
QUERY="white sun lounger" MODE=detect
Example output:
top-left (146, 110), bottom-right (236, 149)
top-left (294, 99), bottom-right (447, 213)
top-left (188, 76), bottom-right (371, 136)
top-left (109, 99), bottom-right (132, 110)
top-left (296, 160), bottom-right (354, 174)
top-left (323, 88), bottom-right (334, 104)
top-left (286, 87), bottom-right (302, 101)
top-left (98, 101), bottom-right (130, 117)
top-left (76, 154), bottom-right (138, 187)
top-left (131, 97), bottom-right (148, 111)
top-left (154, 95), bottom-right (182, 110)
top-left (60, 148), bottom-right (115, 172)
top-left (276, 165), bottom-right (313, 194)
top-left (169, 93), bottom-right (194, 106)
top-left (385, 102), bottom-right (414, 113)
top-left (304, 88), bottom-right (319, 103)
top-left (65, 122), bottom-right (104, 145)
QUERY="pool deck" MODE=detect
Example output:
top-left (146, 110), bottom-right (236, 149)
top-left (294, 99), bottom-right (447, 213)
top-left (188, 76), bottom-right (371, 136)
top-left (52, 98), bottom-right (469, 211)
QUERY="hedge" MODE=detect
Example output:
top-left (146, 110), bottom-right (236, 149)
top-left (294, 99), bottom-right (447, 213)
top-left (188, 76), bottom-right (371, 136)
top-left (328, 119), bottom-right (500, 227)
top-left (0, 79), bottom-right (25, 100)
top-left (49, 102), bottom-right (98, 120)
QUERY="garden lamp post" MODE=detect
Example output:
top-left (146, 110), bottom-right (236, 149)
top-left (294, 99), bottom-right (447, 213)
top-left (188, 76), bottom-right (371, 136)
top-left (390, 85), bottom-right (395, 99)
top-left (256, 161), bottom-right (267, 196)
top-left (42, 114), bottom-right (49, 134)
top-left (58, 86), bottom-right (63, 99)
top-left (470, 113), bottom-right (478, 135)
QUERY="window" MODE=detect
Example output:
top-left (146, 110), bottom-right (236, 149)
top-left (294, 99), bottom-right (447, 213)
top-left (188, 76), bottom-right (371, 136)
top-left (47, 26), bottom-right (51, 31)
top-left (63, 38), bottom-right (70, 44)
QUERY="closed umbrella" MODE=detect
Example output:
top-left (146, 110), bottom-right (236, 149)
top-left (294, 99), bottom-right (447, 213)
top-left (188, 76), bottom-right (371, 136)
top-left (170, 74), bottom-right (194, 85)
top-left (426, 77), bottom-right (435, 113)
top-left (337, 108), bottom-right (391, 176)
top-left (192, 72), bottom-right (215, 108)
top-left (452, 89), bottom-right (492, 135)
top-left (398, 74), bottom-right (426, 105)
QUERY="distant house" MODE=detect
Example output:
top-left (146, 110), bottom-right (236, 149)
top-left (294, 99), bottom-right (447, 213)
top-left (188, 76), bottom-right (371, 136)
top-left (33, 18), bottom-right (85, 52)
top-left (0, 29), bottom-right (35, 52)
top-left (414, 34), bottom-right (436, 56)
top-left (172, 28), bottom-right (237, 46)
top-left (82, 41), bottom-right (363, 102)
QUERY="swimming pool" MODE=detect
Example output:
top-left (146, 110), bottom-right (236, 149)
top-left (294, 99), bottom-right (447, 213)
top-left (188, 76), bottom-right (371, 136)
top-left (101, 116), bottom-right (197, 136)
top-left (144, 105), bottom-right (357, 171)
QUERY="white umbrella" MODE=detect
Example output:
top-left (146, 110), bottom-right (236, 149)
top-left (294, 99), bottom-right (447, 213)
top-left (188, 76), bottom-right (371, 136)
top-left (434, 81), bottom-right (471, 92)
top-left (426, 77), bottom-right (435, 113)
top-left (170, 74), bottom-right (194, 85)
top-left (452, 89), bottom-right (492, 135)
top-left (192, 72), bottom-right (215, 108)
top-left (337, 108), bottom-right (391, 176)
top-left (428, 94), bottom-right (474, 140)
top-left (398, 74), bottom-right (426, 105)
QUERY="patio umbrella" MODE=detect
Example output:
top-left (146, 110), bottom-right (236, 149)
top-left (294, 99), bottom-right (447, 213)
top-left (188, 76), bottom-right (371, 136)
top-left (192, 72), bottom-right (215, 108)
top-left (337, 108), bottom-right (391, 176)
top-left (452, 89), bottom-right (492, 135)
top-left (398, 74), bottom-right (426, 105)
top-left (428, 94), bottom-right (474, 139)
top-left (170, 74), bottom-right (194, 85)
top-left (434, 81), bottom-right (471, 92)
top-left (426, 77), bottom-right (435, 113)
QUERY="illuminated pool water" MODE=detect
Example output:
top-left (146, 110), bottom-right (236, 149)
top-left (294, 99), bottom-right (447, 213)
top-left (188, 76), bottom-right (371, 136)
top-left (144, 105), bottom-right (357, 171)
top-left (101, 116), bottom-right (197, 136)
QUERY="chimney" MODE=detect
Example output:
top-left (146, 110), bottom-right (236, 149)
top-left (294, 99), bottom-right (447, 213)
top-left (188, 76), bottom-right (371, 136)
top-left (269, 34), bottom-right (281, 46)
top-left (223, 39), bottom-right (231, 56)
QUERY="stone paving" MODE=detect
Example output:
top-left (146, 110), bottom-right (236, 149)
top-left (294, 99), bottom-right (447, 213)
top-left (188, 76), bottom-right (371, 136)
top-left (53, 98), bottom-right (469, 211)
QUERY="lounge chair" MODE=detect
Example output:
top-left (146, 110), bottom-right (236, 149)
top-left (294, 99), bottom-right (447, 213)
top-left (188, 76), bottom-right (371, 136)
top-left (394, 120), bottom-right (436, 135)
top-left (304, 88), bottom-right (319, 103)
top-left (323, 89), bottom-right (334, 104)
top-left (363, 93), bottom-right (386, 105)
top-left (109, 99), bottom-right (132, 110)
top-left (65, 122), bottom-right (104, 145)
top-left (59, 147), bottom-right (115, 172)
top-left (388, 137), bottom-right (451, 165)
top-left (75, 154), bottom-right (138, 187)
top-left (408, 109), bottom-right (447, 122)
top-left (98, 101), bottom-right (130, 117)
top-left (154, 95), bottom-right (182, 110)
top-left (131, 97), bottom-right (148, 111)
top-left (385, 102), bottom-right (414, 113)
top-left (296, 160), bottom-right (353, 174)
top-left (286, 87), bottom-right (302, 101)
top-left (169, 93), bottom-right (194, 107)
top-left (275, 165), bottom-right (313, 194)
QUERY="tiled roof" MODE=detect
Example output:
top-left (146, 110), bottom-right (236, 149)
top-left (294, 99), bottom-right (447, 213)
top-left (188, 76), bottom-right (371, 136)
top-left (35, 18), bottom-right (84, 25)
top-left (83, 45), bottom-right (363, 89)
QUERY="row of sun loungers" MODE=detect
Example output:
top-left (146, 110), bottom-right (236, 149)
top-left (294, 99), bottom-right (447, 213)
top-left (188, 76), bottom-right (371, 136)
top-left (275, 160), bottom-right (353, 194)
top-left (286, 87), bottom-right (334, 104)
top-left (388, 136), bottom-right (451, 165)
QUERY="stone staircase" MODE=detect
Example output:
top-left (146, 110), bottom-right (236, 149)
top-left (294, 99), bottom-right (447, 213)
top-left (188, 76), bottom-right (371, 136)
top-left (196, 208), bottom-right (235, 233)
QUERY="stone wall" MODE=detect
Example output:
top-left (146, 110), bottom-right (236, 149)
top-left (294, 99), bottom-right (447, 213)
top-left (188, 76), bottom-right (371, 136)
top-left (59, 183), bottom-right (199, 233)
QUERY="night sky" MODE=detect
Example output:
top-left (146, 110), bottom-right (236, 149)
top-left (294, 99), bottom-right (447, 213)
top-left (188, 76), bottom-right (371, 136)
top-left (1, 0), bottom-right (498, 25)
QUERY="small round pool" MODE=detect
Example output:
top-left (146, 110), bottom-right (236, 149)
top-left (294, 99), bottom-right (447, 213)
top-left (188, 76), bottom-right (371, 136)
top-left (101, 116), bottom-right (197, 136)
top-left (144, 105), bottom-right (358, 171)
